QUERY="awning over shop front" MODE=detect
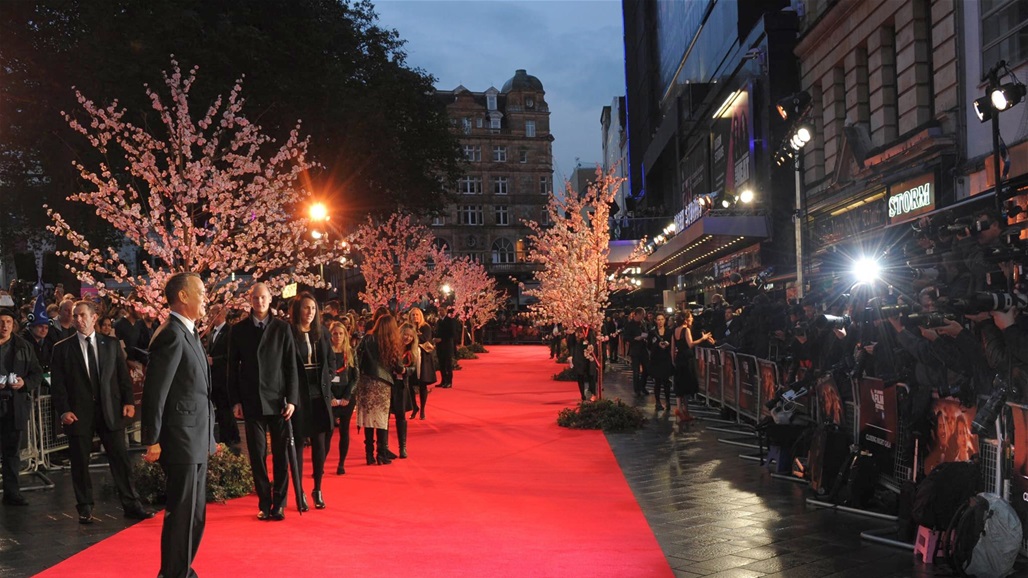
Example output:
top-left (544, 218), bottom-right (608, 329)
top-left (641, 213), bottom-right (769, 276)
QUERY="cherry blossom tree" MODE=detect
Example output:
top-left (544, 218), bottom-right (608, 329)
top-left (352, 212), bottom-right (445, 312)
top-left (440, 255), bottom-right (504, 345)
top-left (47, 58), bottom-right (340, 317)
top-left (524, 167), bottom-right (645, 397)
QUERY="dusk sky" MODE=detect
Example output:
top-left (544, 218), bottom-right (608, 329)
top-left (372, 0), bottom-right (626, 187)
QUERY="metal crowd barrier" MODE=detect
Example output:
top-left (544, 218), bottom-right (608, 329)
top-left (0, 393), bottom-right (55, 494)
top-left (693, 347), bottom-right (1028, 558)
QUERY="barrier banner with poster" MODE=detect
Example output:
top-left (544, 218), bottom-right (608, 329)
top-left (736, 354), bottom-right (759, 419)
top-left (857, 377), bottom-right (898, 471)
top-left (758, 359), bottom-right (780, 419)
top-left (697, 348), bottom-right (709, 397)
top-left (722, 350), bottom-right (738, 409)
top-left (707, 349), bottom-right (723, 403)
top-left (1011, 404), bottom-right (1028, 539)
top-left (816, 375), bottom-right (844, 426)
top-left (923, 397), bottom-right (979, 475)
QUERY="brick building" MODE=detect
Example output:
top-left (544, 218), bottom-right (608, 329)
top-left (432, 70), bottom-right (554, 295)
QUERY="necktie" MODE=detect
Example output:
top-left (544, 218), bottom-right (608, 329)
top-left (85, 336), bottom-right (100, 397)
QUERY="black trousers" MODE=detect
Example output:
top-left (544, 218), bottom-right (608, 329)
top-left (243, 415), bottom-right (290, 512)
top-left (0, 416), bottom-right (22, 497)
top-left (438, 343), bottom-right (455, 386)
top-left (159, 461), bottom-right (206, 578)
top-left (67, 426), bottom-right (141, 512)
top-left (210, 383), bottom-right (240, 446)
top-left (333, 402), bottom-right (356, 467)
top-left (631, 354), bottom-right (647, 394)
top-left (576, 374), bottom-right (596, 400)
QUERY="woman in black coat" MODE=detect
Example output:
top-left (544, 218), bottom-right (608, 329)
top-left (328, 321), bottom-right (358, 475)
top-left (648, 313), bottom-right (674, 412)
top-left (566, 325), bottom-right (597, 401)
top-left (290, 293), bottom-right (334, 510)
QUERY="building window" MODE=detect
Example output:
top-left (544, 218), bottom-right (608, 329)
top-left (541, 208), bottom-right (550, 226)
top-left (458, 205), bottom-right (484, 225)
top-left (539, 175), bottom-right (551, 195)
top-left (495, 205), bottom-right (509, 225)
top-left (490, 117), bottom-right (501, 130)
top-left (462, 118), bottom-right (472, 134)
top-left (525, 120), bottom-right (536, 137)
top-left (458, 176), bottom-right (483, 195)
top-left (493, 146), bottom-right (507, 162)
top-left (487, 94), bottom-right (497, 110)
top-left (491, 238), bottom-right (516, 263)
top-left (433, 238), bottom-right (450, 255)
top-left (492, 176), bottom-right (509, 195)
top-left (463, 145), bottom-right (481, 162)
top-left (982, 0), bottom-right (1028, 67)
top-left (476, 117), bottom-right (484, 128)
top-left (431, 215), bottom-right (445, 226)
top-left (519, 149), bottom-right (528, 163)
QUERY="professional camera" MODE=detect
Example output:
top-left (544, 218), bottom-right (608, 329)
top-left (972, 375), bottom-right (1017, 435)
top-left (813, 314), bottom-right (851, 331)
top-left (869, 303), bottom-right (911, 318)
top-left (906, 311), bottom-right (956, 328)
top-left (949, 291), bottom-right (1028, 314)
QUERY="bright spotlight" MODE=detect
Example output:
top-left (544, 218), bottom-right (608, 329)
top-left (721, 198), bottom-right (731, 208)
top-left (990, 82), bottom-right (1026, 112)
top-left (851, 257), bottom-right (881, 284)
top-left (665, 306), bottom-right (674, 314)
top-left (441, 283), bottom-right (452, 295)
top-left (311, 229), bottom-right (324, 240)
top-left (739, 189), bottom-right (754, 203)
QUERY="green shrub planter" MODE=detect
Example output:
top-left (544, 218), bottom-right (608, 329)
top-left (557, 398), bottom-right (646, 433)
top-left (132, 443), bottom-right (254, 504)
top-left (553, 367), bottom-right (577, 381)
top-left (468, 342), bottom-right (488, 354)
top-left (455, 345), bottom-right (478, 360)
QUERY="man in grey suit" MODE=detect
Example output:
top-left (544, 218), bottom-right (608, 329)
top-left (141, 273), bottom-right (216, 578)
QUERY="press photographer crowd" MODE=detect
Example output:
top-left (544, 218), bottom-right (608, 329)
top-left (557, 203), bottom-right (1028, 573)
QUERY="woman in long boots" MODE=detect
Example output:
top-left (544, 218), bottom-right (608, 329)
top-left (355, 314), bottom-right (404, 465)
top-left (392, 323), bottom-right (418, 458)
top-left (328, 322), bottom-right (358, 475)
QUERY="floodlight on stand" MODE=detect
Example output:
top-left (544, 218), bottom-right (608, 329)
top-left (973, 96), bottom-right (993, 122)
top-left (721, 198), bottom-right (731, 208)
top-left (990, 82), bottom-right (1026, 112)
top-left (740, 189), bottom-right (754, 204)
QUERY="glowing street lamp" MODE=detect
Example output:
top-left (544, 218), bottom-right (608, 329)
top-left (309, 202), bottom-right (328, 222)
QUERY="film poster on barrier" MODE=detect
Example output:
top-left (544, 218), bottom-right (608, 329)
top-left (857, 377), bottom-right (898, 472)
top-left (816, 375), bottom-right (844, 427)
top-left (707, 348), bottom-right (723, 403)
top-left (757, 359), bottom-right (780, 420)
top-left (1011, 404), bottom-right (1028, 539)
top-left (736, 354), bottom-right (759, 420)
top-left (722, 350), bottom-right (738, 409)
top-left (696, 348), bottom-right (709, 399)
top-left (923, 397), bottom-right (979, 475)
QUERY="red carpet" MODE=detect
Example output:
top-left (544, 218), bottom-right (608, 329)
top-left (37, 346), bottom-right (672, 577)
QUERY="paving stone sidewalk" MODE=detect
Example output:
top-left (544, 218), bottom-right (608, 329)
top-left (595, 359), bottom-right (1003, 578)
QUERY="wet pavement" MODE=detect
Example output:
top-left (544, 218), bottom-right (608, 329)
top-left (598, 357), bottom-right (1025, 578)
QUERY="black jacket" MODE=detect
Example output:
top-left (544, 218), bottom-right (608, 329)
top-left (227, 316), bottom-right (300, 419)
top-left (140, 315), bottom-right (216, 464)
top-left (50, 333), bottom-right (134, 433)
top-left (0, 334), bottom-right (43, 430)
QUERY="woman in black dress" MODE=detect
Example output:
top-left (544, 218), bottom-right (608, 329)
top-left (672, 310), bottom-right (714, 422)
top-left (328, 321), bottom-right (358, 475)
top-left (647, 313), bottom-right (674, 411)
top-left (290, 292), bottom-right (334, 509)
top-left (409, 307), bottom-right (436, 419)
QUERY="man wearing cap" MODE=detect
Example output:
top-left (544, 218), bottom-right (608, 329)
top-left (0, 307), bottom-right (44, 506)
top-left (50, 300), bottom-right (154, 523)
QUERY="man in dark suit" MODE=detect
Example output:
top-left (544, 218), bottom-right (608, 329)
top-left (228, 282), bottom-right (299, 521)
top-left (141, 272), bottom-right (216, 578)
top-left (50, 300), bottom-right (154, 524)
top-left (0, 307), bottom-right (43, 506)
top-left (624, 307), bottom-right (650, 397)
top-left (435, 307), bottom-right (459, 388)
top-left (203, 304), bottom-right (239, 452)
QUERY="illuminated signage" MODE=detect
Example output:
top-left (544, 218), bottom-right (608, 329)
top-left (888, 173), bottom-right (935, 224)
top-left (282, 283), bottom-right (298, 299)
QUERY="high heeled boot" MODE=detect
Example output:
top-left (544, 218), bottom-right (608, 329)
top-left (364, 429), bottom-right (376, 465)
top-left (396, 419), bottom-right (408, 459)
top-left (375, 429), bottom-right (392, 465)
